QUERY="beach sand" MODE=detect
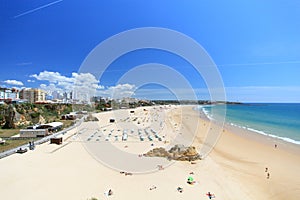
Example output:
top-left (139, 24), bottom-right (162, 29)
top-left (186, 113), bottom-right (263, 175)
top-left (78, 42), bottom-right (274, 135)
top-left (0, 105), bottom-right (299, 200)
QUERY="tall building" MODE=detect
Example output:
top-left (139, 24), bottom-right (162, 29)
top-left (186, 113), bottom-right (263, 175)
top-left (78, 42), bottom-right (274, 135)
top-left (0, 87), bottom-right (19, 102)
top-left (63, 92), bottom-right (68, 100)
top-left (52, 91), bottom-right (62, 100)
top-left (19, 88), bottom-right (46, 103)
top-left (0, 88), bottom-right (6, 99)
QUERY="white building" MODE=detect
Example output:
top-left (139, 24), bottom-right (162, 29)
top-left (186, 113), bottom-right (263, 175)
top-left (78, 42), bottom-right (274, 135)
top-left (0, 88), bottom-right (19, 101)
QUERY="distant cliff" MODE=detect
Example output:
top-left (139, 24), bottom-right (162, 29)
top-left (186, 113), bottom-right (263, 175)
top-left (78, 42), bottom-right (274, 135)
top-left (0, 103), bottom-right (72, 129)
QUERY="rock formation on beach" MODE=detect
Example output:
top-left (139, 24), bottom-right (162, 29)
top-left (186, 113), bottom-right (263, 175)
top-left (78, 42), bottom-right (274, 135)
top-left (144, 144), bottom-right (201, 161)
top-left (85, 114), bottom-right (99, 122)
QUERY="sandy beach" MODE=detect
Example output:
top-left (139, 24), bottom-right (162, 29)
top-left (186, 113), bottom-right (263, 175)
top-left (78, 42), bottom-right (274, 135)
top-left (0, 105), bottom-right (299, 200)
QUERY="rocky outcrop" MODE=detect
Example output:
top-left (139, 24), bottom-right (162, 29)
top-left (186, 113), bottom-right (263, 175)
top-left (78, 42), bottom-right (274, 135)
top-left (14, 115), bottom-right (31, 127)
top-left (145, 147), bottom-right (169, 158)
top-left (85, 114), bottom-right (99, 122)
top-left (144, 144), bottom-right (201, 161)
top-left (3, 105), bottom-right (16, 129)
top-left (0, 103), bottom-right (75, 129)
top-left (38, 115), bottom-right (46, 124)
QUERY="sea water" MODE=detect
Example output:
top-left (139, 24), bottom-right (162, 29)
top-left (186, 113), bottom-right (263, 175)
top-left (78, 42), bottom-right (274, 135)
top-left (199, 103), bottom-right (300, 145)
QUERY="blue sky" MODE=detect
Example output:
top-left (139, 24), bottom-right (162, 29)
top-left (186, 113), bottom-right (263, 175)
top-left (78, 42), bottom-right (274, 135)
top-left (0, 0), bottom-right (300, 102)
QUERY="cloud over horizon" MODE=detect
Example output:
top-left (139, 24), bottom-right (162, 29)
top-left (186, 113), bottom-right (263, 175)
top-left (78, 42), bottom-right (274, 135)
top-left (30, 71), bottom-right (136, 99)
top-left (31, 71), bottom-right (101, 95)
top-left (3, 79), bottom-right (24, 86)
top-left (103, 84), bottom-right (136, 99)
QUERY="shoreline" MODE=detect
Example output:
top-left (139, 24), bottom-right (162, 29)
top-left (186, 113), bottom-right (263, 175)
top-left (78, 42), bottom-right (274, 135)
top-left (223, 122), bottom-right (300, 155)
top-left (193, 105), bottom-right (300, 199)
top-left (196, 105), bottom-right (300, 152)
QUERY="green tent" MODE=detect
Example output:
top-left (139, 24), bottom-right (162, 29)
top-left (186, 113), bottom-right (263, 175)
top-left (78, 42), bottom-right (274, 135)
top-left (188, 176), bottom-right (194, 182)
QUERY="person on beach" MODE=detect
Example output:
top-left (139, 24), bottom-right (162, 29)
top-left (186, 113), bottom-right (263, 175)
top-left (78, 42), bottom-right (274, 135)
top-left (149, 185), bottom-right (157, 190)
top-left (267, 172), bottom-right (270, 179)
top-left (157, 165), bottom-right (164, 170)
top-left (206, 192), bottom-right (215, 199)
top-left (177, 187), bottom-right (183, 193)
top-left (104, 189), bottom-right (113, 197)
top-left (125, 172), bottom-right (132, 176)
top-left (265, 167), bottom-right (268, 172)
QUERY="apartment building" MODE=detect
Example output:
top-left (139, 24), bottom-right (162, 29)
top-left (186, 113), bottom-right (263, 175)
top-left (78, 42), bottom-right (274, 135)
top-left (19, 88), bottom-right (46, 103)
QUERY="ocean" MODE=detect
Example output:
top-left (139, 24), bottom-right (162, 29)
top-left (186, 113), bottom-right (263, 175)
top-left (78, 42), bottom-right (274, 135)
top-left (199, 103), bottom-right (300, 145)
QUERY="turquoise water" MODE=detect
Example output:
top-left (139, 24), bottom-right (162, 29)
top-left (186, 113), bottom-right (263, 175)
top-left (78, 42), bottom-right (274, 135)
top-left (199, 103), bottom-right (300, 145)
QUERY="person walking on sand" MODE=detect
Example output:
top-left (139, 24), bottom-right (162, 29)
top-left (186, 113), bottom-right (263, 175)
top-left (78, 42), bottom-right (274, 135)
top-left (267, 172), bottom-right (270, 179)
top-left (265, 167), bottom-right (268, 172)
top-left (104, 189), bottom-right (113, 197)
top-left (149, 185), bottom-right (157, 190)
top-left (177, 187), bottom-right (183, 193)
top-left (206, 192), bottom-right (215, 199)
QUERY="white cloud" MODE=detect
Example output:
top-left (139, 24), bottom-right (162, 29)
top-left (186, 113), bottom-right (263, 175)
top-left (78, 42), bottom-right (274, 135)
top-left (104, 84), bottom-right (136, 99)
top-left (40, 83), bottom-right (62, 94)
top-left (27, 79), bottom-right (35, 83)
top-left (31, 71), bottom-right (74, 83)
top-left (31, 71), bottom-right (108, 101)
top-left (31, 71), bottom-right (102, 91)
top-left (4, 80), bottom-right (24, 86)
top-left (31, 71), bottom-right (137, 100)
top-left (72, 72), bottom-right (99, 89)
top-left (72, 82), bottom-right (136, 102)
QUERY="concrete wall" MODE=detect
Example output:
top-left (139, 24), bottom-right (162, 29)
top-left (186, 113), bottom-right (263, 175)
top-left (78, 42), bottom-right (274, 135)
top-left (20, 129), bottom-right (48, 138)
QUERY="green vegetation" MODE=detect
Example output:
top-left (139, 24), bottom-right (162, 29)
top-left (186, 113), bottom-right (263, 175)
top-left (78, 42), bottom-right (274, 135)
top-left (59, 119), bottom-right (75, 129)
top-left (72, 104), bottom-right (94, 112)
top-left (0, 129), bottom-right (20, 137)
